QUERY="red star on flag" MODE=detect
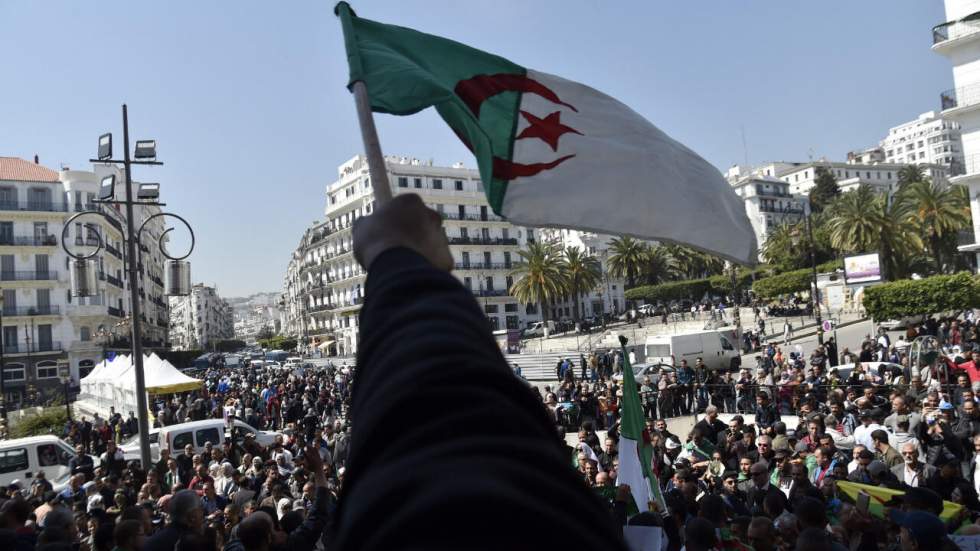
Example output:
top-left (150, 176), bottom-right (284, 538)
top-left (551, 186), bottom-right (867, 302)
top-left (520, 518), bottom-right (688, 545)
top-left (516, 110), bottom-right (582, 152)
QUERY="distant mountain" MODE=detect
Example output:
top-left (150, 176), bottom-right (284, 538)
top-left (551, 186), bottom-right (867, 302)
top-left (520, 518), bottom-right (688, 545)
top-left (226, 292), bottom-right (280, 313)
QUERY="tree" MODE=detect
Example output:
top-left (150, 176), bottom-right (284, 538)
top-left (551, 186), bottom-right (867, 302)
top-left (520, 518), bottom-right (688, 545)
top-left (897, 165), bottom-right (925, 187)
top-left (607, 236), bottom-right (649, 289)
top-left (642, 246), bottom-right (680, 285)
top-left (661, 244), bottom-right (724, 280)
top-left (215, 339), bottom-right (247, 353)
top-left (826, 185), bottom-right (922, 280)
top-left (897, 180), bottom-right (971, 273)
top-left (562, 246), bottom-right (602, 323)
top-left (761, 216), bottom-right (835, 273)
top-left (807, 167), bottom-right (840, 213)
top-left (862, 272), bottom-right (980, 321)
top-left (508, 241), bottom-right (568, 323)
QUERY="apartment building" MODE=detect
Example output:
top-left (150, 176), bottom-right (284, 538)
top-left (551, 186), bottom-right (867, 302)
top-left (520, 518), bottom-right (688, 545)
top-left (169, 284), bottom-right (234, 351)
top-left (281, 155), bottom-right (542, 357)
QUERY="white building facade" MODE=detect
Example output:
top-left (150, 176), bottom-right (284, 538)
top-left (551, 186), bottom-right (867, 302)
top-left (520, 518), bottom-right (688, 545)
top-left (934, 0), bottom-right (980, 263)
top-left (726, 174), bottom-right (809, 257)
top-left (879, 111), bottom-right (965, 172)
top-left (169, 284), bottom-right (233, 351)
top-left (0, 157), bottom-right (170, 407)
top-left (778, 161), bottom-right (948, 196)
top-left (539, 229), bottom-right (626, 320)
top-left (281, 155), bottom-right (543, 357)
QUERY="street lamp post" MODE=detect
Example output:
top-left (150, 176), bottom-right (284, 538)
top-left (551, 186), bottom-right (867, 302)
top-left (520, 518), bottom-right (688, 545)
top-left (0, 291), bottom-right (6, 420)
top-left (791, 206), bottom-right (824, 346)
top-left (60, 375), bottom-right (71, 420)
top-left (62, 105), bottom-right (195, 468)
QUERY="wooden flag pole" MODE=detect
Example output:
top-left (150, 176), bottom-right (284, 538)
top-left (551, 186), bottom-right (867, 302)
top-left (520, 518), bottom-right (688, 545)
top-left (351, 80), bottom-right (392, 204)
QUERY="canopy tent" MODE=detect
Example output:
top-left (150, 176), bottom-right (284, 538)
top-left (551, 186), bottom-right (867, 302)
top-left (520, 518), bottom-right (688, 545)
top-left (77, 354), bottom-right (203, 417)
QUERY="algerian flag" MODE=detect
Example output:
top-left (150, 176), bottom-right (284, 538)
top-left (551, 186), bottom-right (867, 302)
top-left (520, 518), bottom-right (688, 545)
top-left (615, 336), bottom-right (665, 513)
top-left (335, 3), bottom-right (757, 264)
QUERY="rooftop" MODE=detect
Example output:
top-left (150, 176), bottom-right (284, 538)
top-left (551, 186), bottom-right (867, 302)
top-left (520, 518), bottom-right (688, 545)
top-left (0, 157), bottom-right (60, 183)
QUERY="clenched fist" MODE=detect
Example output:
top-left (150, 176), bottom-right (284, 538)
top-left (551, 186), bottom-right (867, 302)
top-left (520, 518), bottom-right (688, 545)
top-left (353, 193), bottom-right (454, 272)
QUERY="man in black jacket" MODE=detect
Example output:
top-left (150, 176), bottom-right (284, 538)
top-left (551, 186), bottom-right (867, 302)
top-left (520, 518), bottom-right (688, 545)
top-left (143, 489), bottom-right (203, 551)
top-left (328, 195), bottom-right (626, 550)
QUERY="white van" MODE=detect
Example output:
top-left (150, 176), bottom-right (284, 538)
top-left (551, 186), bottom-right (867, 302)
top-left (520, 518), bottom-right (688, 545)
top-left (124, 419), bottom-right (282, 463)
top-left (643, 329), bottom-right (739, 371)
top-left (0, 436), bottom-right (88, 492)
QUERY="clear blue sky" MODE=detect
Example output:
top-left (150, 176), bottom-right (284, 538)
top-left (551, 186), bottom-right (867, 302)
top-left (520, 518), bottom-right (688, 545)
top-left (0, 0), bottom-right (950, 297)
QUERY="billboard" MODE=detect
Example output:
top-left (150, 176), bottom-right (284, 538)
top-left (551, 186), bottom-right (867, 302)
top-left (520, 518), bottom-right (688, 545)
top-left (844, 253), bottom-right (881, 284)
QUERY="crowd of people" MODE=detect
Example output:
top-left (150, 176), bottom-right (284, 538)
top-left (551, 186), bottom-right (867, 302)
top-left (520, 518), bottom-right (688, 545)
top-left (540, 313), bottom-right (980, 549)
top-left (0, 361), bottom-right (355, 551)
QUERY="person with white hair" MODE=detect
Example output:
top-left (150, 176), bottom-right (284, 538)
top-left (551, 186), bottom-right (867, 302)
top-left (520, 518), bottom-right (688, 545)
top-left (215, 462), bottom-right (238, 498)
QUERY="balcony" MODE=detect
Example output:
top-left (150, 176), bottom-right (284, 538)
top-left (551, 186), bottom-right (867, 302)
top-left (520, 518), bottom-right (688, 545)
top-left (474, 289), bottom-right (508, 297)
top-left (758, 204), bottom-right (806, 215)
top-left (0, 235), bottom-right (57, 247)
top-left (106, 274), bottom-right (124, 288)
top-left (150, 274), bottom-right (164, 287)
top-left (105, 244), bottom-right (123, 260)
top-left (940, 82), bottom-right (980, 113)
top-left (107, 306), bottom-right (125, 318)
top-left (3, 341), bottom-right (63, 354)
top-left (74, 202), bottom-right (98, 213)
top-left (933, 17), bottom-right (980, 46)
top-left (448, 237), bottom-right (519, 246)
top-left (74, 236), bottom-right (101, 247)
top-left (0, 271), bottom-right (58, 282)
top-left (0, 201), bottom-right (68, 213)
top-left (441, 212), bottom-right (505, 222)
top-left (455, 262), bottom-right (512, 270)
top-left (1, 306), bottom-right (60, 316)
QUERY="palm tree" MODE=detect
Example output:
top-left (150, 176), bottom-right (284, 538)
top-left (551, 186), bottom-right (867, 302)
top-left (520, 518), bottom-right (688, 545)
top-left (607, 236), bottom-right (649, 289)
top-left (826, 185), bottom-right (922, 280)
top-left (508, 241), bottom-right (568, 323)
top-left (643, 245), bottom-right (680, 284)
top-left (662, 244), bottom-right (725, 279)
top-left (562, 246), bottom-right (603, 323)
top-left (898, 180), bottom-right (971, 272)
top-left (897, 165), bottom-right (925, 188)
top-left (761, 221), bottom-right (808, 272)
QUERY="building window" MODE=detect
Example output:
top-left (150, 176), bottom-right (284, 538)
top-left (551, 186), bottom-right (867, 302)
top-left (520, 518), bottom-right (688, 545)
top-left (36, 361), bottom-right (58, 379)
top-left (80, 327), bottom-right (90, 342)
top-left (78, 360), bottom-right (95, 379)
top-left (455, 180), bottom-right (464, 191)
top-left (414, 178), bottom-right (422, 189)
top-left (504, 303), bottom-right (518, 312)
top-left (2, 363), bottom-right (24, 382)
top-left (398, 177), bottom-right (408, 188)
top-left (433, 179), bottom-right (442, 190)
top-left (463, 277), bottom-right (472, 290)
top-left (484, 304), bottom-right (499, 314)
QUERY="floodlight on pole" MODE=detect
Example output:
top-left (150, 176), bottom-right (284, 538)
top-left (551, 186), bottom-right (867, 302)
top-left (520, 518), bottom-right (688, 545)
top-left (137, 183), bottom-right (160, 200)
top-left (98, 133), bottom-right (112, 161)
top-left (99, 175), bottom-right (116, 201)
top-left (134, 140), bottom-right (156, 160)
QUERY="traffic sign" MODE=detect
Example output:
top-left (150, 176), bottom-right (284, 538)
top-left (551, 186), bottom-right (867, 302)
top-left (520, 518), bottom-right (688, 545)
top-left (822, 319), bottom-right (834, 332)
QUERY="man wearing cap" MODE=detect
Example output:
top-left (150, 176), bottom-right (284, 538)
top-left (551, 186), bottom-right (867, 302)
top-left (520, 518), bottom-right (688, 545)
top-left (888, 509), bottom-right (953, 550)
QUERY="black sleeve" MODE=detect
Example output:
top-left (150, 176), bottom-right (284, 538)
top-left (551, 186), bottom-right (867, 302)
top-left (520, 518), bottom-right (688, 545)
top-left (330, 248), bottom-right (626, 550)
top-left (286, 486), bottom-right (331, 551)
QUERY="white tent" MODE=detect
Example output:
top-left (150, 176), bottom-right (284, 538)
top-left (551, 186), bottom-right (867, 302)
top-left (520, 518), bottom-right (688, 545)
top-left (78, 354), bottom-right (202, 417)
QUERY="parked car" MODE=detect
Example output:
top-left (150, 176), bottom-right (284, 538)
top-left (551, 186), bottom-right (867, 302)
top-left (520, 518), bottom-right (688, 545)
top-left (0, 436), bottom-right (94, 492)
top-left (121, 419), bottom-right (281, 464)
top-left (878, 315), bottom-right (927, 330)
top-left (644, 329), bottom-right (740, 371)
top-left (611, 363), bottom-right (675, 385)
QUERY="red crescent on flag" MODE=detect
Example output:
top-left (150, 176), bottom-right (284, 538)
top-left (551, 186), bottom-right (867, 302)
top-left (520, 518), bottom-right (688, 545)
top-left (493, 155), bottom-right (575, 180)
top-left (455, 73), bottom-right (578, 118)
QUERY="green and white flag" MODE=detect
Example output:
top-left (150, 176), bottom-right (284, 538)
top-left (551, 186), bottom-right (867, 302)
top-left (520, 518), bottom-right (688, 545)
top-left (616, 336), bottom-right (665, 513)
top-left (335, 3), bottom-right (757, 264)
